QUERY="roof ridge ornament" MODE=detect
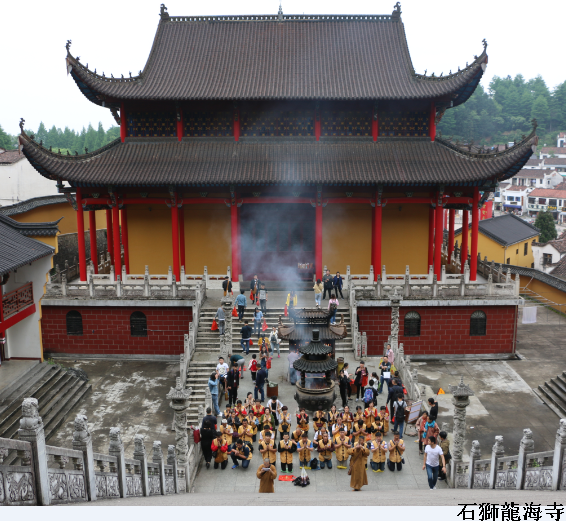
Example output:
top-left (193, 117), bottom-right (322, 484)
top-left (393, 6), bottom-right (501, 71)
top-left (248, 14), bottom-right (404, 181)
top-left (65, 40), bottom-right (72, 53)
top-left (160, 4), bottom-right (170, 21)
top-left (278, 2), bottom-right (283, 21)
top-left (392, 2), bottom-right (401, 19)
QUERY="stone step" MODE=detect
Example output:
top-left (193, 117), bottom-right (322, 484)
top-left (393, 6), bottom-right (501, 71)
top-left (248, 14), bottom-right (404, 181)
top-left (547, 379), bottom-right (566, 403)
top-left (44, 381), bottom-right (92, 442)
top-left (535, 384), bottom-right (566, 419)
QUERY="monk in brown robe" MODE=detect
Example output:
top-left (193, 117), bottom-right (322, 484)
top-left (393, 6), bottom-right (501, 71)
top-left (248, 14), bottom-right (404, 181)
top-left (257, 458), bottom-right (277, 493)
top-left (347, 437), bottom-right (370, 491)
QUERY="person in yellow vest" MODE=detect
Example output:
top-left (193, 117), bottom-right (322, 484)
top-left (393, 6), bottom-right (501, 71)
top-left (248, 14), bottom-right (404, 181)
top-left (252, 399), bottom-right (265, 421)
top-left (246, 411), bottom-right (259, 442)
top-left (331, 416), bottom-right (347, 441)
top-left (278, 432), bottom-right (297, 474)
top-left (292, 425), bottom-right (304, 443)
top-left (316, 432), bottom-right (335, 469)
top-left (296, 408), bottom-right (310, 433)
top-left (351, 419), bottom-right (367, 445)
top-left (257, 458), bottom-right (277, 493)
top-left (223, 405), bottom-right (233, 420)
top-left (238, 418), bottom-right (254, 444)
top-left (229, 439), bottom-right (252, 469)
top-left (235, 400), bottom-right (247, 420)
top-left (262, 406), bottom-right (276, 435)
top-left (313, 406), bottom-right (327, 431)
top-left (364, 402), bottom-right (378, 429)
top-left (259, 431), bottom-right (278, 466)
top-left (378, 406), bottom-right (389, 435)
top-left (278, 406), bottom-right (292, 438)
top-left (334, 428), bottom-right (352, 469)
top-left (348, 436), bottom-right (370, 491)
top-left (286, 291), bottom-right (298, 310)
top-left (228, 410), bottom-right (241, 441)
top-left (341, 405), bottom-right (354, 434)
top-left (353, 405), bottom-right (364, 424)
top-left (297, 431), bottom-right (314, 469)
top-left (371, 416), bottom-right (385, 439)
top-left (219, 419), bottom-right (234, 446)
top-left (211, 432), bottom-right (229, 470)
top-left (327, 405), bottom-right (339, 429)
top-left (387, 430), bottom-right (405, 472)
top-left (370, 433), bottom-right (388, 473)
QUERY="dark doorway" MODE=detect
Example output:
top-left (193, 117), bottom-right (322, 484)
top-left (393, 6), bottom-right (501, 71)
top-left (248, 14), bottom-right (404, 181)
top-left (240, 204), bottom-right (315, 281)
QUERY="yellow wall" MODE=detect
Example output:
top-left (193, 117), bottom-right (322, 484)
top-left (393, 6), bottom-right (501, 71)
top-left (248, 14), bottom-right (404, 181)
top-left (519, 275), bottom-right (566, 312)
top-left (127, 204), bottom-right (232, 275)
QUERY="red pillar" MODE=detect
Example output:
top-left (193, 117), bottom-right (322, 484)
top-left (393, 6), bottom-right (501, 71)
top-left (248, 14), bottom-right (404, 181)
top-left (461, 209), bottom-right (469, 274)
top-left (120, 207), bottom-right (130, 274)
top-left (171, 203), bottom-right (180, 282)
top-left (434, 201), bottom-right (443, 277)
top-left (106, 209), bottom-right (114, 265)
top-left (88, 210), bottom-right (98, 274)
top-left (315, 104), bottom-right (321, 141)
top-left (430, 102), bottom-right (436, 142)
top-left (179, 206), bottom-right (186, 271)
top-left (112, 204), bottom-right (121, 279)
top-left (372, 109), bottom-right (379, 142)
top-left (233, 107), bottom-right (240, 142)
top-left (443, 209), bottom-right (447, 231)
top-left (177, 109), bottom-right (183, 142)
top-left (231, 204), bottom-right (240, 280)
top-left (315, 205), bottom-right (323, 280)
top-left (470, 187), bottom-right (480, 281)
top-left (448, 209), bottom-right (455, 264)
top-left (428, 206), bottom-right (435, 270)
top-left (120, 102), bottom-right (126, 143)
top-left (75, 188), bottom-right (87, 282)
top-left (373, 205), bottom-right (382, 273)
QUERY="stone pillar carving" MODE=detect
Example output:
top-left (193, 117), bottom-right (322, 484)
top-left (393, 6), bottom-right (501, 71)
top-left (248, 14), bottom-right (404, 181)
top-left (17, 398), bottom-right (50, 505)
top-left (553, 419), bottom-right (566, 490)
top-left (133, 434), bottom-right (150, 497)
top-left (489, 435), bottom-right (504, 489)
top-left (168, 445), bottom-right (179, 494)
top-left (109, 427), bottom-right (127, 498)
top-left (220, 295), bottom-right (234, 358)
top-left (468, 440), bottom-right (481, 489)
top-left (144, 274), bottom-right (150, 297)
top-left (449, 377), bottom-right (474, 488)
top-left (152, 441), bottom-right (166, 496)
top-left (389, 291), bottom-right (401, 353)
top-left (167, 377), bottom-right (192, 493)
top-left (516, 428), bottom-right (535, 490)
top-left (361, 332), bottom-right (367, 358)
top-left (205, 387), bottom-right (212, 412)
top-left (71, 413), bottom-right (96, 502)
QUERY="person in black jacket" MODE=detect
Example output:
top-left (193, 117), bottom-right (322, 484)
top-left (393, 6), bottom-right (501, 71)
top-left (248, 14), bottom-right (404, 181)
top-left (387, 379), bottom-right (404, 420)
top-left (338, 369), bottom-right (350, 408)
top-left (200, 420), bottom-right (215, 469)
top-left (255, 367), bottom-right (268, 402)
top-left (222, 277), bottom-right (233, 297)
top-left (333, 272), bottom-right (344, 299)
top-left (322, 269), bottom-right (333, 300)
top-left (428, 398), bottom-right (439, 423)
top-left (202, 407), bottom-right (218, 430)
top-left (226, 366), bottom-right (240, 407)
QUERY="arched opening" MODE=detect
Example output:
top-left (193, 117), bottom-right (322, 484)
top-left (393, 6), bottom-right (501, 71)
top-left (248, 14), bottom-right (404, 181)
top-left (66, 310), bottom-right (83, 336)
top-left (470, 310), bottom-right (486, 336)
top-left (130, 311), bottom-right (147, 337)
top-left (403, 311), bottom-right (421, 337)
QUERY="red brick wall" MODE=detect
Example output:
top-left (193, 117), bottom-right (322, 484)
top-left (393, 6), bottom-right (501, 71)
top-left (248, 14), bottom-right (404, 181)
top-left (41, 306), bottom-right (193, 356)
top-left (358, 305), bottom-right (516, 356)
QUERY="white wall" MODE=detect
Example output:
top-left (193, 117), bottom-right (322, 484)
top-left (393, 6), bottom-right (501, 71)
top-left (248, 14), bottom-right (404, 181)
top-left (532, 243), bottom-right (563, 273)
top-left (3, 255), bottom-right (52, 359)
top-left (0, 156), bottom-right (58, 206)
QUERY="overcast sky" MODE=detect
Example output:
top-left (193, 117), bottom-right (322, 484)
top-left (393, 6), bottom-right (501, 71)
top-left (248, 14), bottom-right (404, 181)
top-left (2, 0), bottom-right (565, 136)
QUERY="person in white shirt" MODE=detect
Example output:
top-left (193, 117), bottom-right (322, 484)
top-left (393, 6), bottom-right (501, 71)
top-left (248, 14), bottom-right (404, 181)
top-left (422, 435), bottom-right (446, 490)
top-left (269, 327), bottom-right (281, 358)
top-left (216, 357), bottom-right (229, 385)
top-left (266, 396), bottom-right (284, 423)
top-left (328, 295), bottom-right (339, 325)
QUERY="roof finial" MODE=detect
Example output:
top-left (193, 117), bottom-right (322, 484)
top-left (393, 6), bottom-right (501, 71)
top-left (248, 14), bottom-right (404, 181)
top-left (278, 2), bottom-right (283, 21)
top-left (65, 40), bottom-right (72, 53)
top-left (482, 38), bottom-right (488, 50)
top-left (160, 4), bottom-right (170, 21)
top-left (19, 118), bottom-right (25, 133)
top-left (392, 2), bottom-right (402, 18)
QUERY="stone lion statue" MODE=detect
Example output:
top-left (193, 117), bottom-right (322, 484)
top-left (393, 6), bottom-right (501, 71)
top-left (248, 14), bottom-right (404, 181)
top-left (20, 398), bottom-right (43, 430)
top-left (109, 427), bottom-right (122, 452)
top-left (72, 414), bottom-right (90, 443)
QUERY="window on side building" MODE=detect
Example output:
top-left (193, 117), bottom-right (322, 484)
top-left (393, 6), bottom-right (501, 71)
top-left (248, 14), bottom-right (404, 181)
top-left (66, 310), bottom-right (83, 335)
top-left (130, 311), bottom-right (148, 337)
top-left (403, 311), bottom-right (421, 337)
top-left (470, 311), bottom-right (486, 336)
top-left (524, 243), bottom-right (528, 255)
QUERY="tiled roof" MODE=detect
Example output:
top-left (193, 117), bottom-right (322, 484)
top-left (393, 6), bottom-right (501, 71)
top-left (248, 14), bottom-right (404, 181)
top-left (503, 185), bottom-right (529, 192)
top-left (0, 214), bottom-right (61, 237)
top-left (514, 169), bottom-right (545, 178)
top-left (20, 134), bottom-right (536, 187)
top-left (67, 10), bottom-right (487, 104)
top-left (454, 213), bottom-right (539, 247)
top-left (525, 158), bottom-right (541, 167)
top-left (540, 147), bottom-right (566, 155)
top-left (545, 158), bottom-right (566, 166)
top-left (550, 255), bottom-right (566, 280)
top-left (553, 182), bottom-right (566, 191)
top-left (0, 215), bottom-right (55, 276)
top-left (0, 195), bottom-right (68, 216)
top-left (0, 149), bottom-right (24, 165)
top-left (529, 189), bottom-right (566, 198)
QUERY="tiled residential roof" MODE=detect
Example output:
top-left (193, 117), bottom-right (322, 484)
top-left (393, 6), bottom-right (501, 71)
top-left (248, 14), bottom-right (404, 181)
top-left (529, 189), bottom-right (566, 198)
top-left (550, 255), bottom-right (566, 279)
top-left (0, 195), bottom-right (67, 216)
top-left (545, 158), bottom-right (566, 166)
top-left (20, 134), bottom-right (536, 187)
top-left (0, 215), bottom-right (55, 276)
top-left (503, 185), bottom-right (529, 192)
top-left (454, 213), bottom-right (539, 247)
top-left (525, 158), bottom-right (541, 167)
top-left (514, 169), bottom-right (545, 178)
top-left (0, 149), bottom-right (24, 165)
top-left (540, 147), bottom-right (566, 155)
top-left (0, 214), bottom-right (61, 237)
top-left (67, 9), bottom-right (487, 104)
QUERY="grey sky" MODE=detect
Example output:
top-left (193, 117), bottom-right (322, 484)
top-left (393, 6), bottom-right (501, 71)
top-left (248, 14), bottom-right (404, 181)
top-left (2, 0), bottom-right (564, 136)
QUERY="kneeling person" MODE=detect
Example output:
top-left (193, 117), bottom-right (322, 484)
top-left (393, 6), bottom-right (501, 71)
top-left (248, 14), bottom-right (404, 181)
top-left (278, 432), bottom-right (296, 474)
top-left (229, 439), bottom-right (252, 469)
top-left (317, 432), bottom-right (335, 469)
top-left (334, 428), bottom-right (352, 469)
top-left (370, 433), bottom-right (388, 473)
top-left (259, 431), bottom-right (278, 466)
top-left (387, 430), bottom-right (405, 472)
top-left (297, 432), bottom-right (314, 469)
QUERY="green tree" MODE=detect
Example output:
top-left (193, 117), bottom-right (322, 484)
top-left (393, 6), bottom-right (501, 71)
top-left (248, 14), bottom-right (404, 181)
top-left (535, 210), bottom-right (557, 243)
top-left (0, 124), bottom-right (13, 150)
top-left (83, 124), bottom-right (97, 152)
top-left (95, 122), bottom-right (105, 149)
top-left (531, 95), bottom-right (550, 131)
top-left (36, 122), bottom-right (48, 144)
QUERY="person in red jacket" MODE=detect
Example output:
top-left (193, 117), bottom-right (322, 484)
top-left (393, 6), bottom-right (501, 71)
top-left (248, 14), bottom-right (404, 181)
top-left (211, 432), bottom-right (229, 470)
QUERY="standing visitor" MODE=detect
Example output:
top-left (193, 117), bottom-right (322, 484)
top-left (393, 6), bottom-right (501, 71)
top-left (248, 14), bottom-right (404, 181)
top-left (256, 458), bottom-right (277, 493)
top-left (354, 361), bottom-right (368, 402)
top-left (253, 308), bottom-right (263, 338)
top-left (269, 326), bottom-right (281, 358)
top-left (428, 397), bottom-right (439, 423)
top-left (208, 371), bottom-right (221, 416)
top-left (200, 420), bottom-right (215, 469)
top-left (216, 356), bottom-right (229, 388)
top-left (255, 365), bottom-right (268, 402)
top-left (202, 407), bottom-right (218, 430)
top-left (259, 283), bottom-right (268, 313)
top-left (387, 379), bottom-right (403, 420)
top-left (343, 363), bottom-right (352, 401)
top-left (348, 437), bottom-right (370, 491)
top-left (334, 429), bottom-right (351, 469)
top-left (222, 276), bottom-right (233, 297)
top-left (339, 369), bottom-right (350, 408)
top-left (211, 432), bottom-right (229, 470)
top-left (369, 433), bottom-right (388, 473)
top-left (392, 394), bottom-right (407, 438)
top-left (215, 306), bottom-right (226, 335)
top-left (288, 349), bottom-right (300, 384)
top-left (422, 418), bottom-right (440, 447)
top-left (416, 411), bottom-right (429, 455)
top-left (248, 354), bottom-right (258, 381)
top-left (250, 274), bottom-right (261, 303)
top-left (386, 344), bottom-right (394, 366)
top-left (278, 432), bottom-right (296, 474)
top-left (235, 289), bottom-right (247, 322)
top-left (438, 431), bottom-right (451, 481)
top-left (259, 341), bottom-right (269, 372)
top-left (423, 436), bottom-right (446, 490)
top-left (322, 269), bottom-right (333, 300)
top-left (363, 382), bottom-right (377, 412)
top-left (226, 365), bottom-right (240, 408)
top-left (333, 271), bottom-right (344, 299)
top-left (387, 431), bottom-right (405, 472)
top-left (240, 320), bottom-right (252, 354)
top-left (378, 356), bottom-right (391, 395)
top-left (328, 294), bottom-right (339, 325)
top-left (313, 279), bottom-right (323, 308)
top-left (286, 291), bottom-right (298, 315)
top-left (230, 353), bottom-right (245, 379)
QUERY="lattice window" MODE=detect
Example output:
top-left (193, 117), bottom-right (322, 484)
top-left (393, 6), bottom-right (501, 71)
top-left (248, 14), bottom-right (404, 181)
top-left (379, 110), bottom-right (429, 137)
top-left (470, 311), bottom-right (486, 336)
top-left (66, 310), bottom-right (83, 336)
top-left (130, 311), bottom-right (147, 337)
top-left (404, 311), bottom-right (421, 337)
top-left (126, 112), bottom-right (176, 137)
top-left (240, 108), bottom-right (314, 137)
top-left (184, 110), bottom-right (232, 137)
top-left (321, 109), bottom-right (371, 137)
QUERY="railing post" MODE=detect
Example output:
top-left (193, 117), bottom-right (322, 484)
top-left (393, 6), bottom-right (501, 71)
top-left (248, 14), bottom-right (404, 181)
top-left (109, 427), bottom-right (127, 498)
top-left (441, 264), bottom-right (446, 283)
top-left (468, 441), bottom-right (481, 488)
top-left (116, 275), bottom-right (122, 297)
top-left (552, 419), bottom-right (566, 490)
top-left (122, 265), bottom-right (127, 282)
top-left (153, 441), bottom-right (166, 496)
top-left (134, 434), bottom-right (150, 497)
top-left (181, 265), bottom-right (186, 284)
top-left (168, 445), bottom-right (179, 494)
top-left (516, 428), bottom-right (535, 490)
top-left (369, 265), bottom-right (374, 284)
top-left (167, 378), bottom-right (192, 494)
top-left (72, 414), bottom-right (97, 501)
top-left (487, 274), bottom-right (493, 296)
top-left (88, 273), bottom-right (94, 298)
top-left (489, 436), bottom-right (504, 488)
top-left (167, 266), bottom-right (173, 284)
top-left (61, 273), bottom-right (67, 297)
top-left (449, 378), bottom-right (474, 489)
top-left (17, 398), bottom-right (50, 505)
top-left (172, 275), bottom-right (178, 298)
top-left (144, 274), bottom-right (150, 297)
top-left (432, 274), bottom-right (438, 298)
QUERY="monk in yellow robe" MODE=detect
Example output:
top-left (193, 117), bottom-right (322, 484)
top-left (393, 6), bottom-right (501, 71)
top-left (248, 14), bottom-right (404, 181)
top-left (347, 437), bottom-right (370, 491)
top-left (257, 458), bottom-right (277, 493)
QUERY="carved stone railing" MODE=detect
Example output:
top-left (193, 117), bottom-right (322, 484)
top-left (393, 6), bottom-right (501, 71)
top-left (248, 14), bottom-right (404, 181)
top-left (0, 437), bottom-right (37, 506)
top-left (46, 445), bottom-right (88, 504)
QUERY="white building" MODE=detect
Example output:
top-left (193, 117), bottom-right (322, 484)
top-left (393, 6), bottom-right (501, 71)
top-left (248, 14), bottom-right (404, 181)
top-left (509, 169), bottom-right (562, 189)
top-left (532, 233), bottom-right (566, 274)
top-left (539, 133), bottom-right (566, 159)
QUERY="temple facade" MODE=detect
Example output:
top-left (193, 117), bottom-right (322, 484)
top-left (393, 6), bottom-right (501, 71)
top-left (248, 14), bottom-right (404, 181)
top-left (17, 4), bottom-right (536, 358)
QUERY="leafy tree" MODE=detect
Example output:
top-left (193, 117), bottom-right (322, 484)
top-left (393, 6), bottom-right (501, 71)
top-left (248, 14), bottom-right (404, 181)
top-left (535, 210), bottom-right (557, 243)
top-left (36, 122), bottom-right (48, 144)
top-left (531, 95), bottom-right (550, 131)
top-left (95, 122), bottom-right (105, 149)
top-left (0, 124), bottom-right (14, 150)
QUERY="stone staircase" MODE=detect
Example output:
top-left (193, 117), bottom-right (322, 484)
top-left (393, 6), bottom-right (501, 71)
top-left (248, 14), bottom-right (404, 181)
top-left (185, 359), bottom-right (218, 426)
top-left (0, 362), bottom-right (91, 448)
top-left (534, 372), bottom-right (566, 418)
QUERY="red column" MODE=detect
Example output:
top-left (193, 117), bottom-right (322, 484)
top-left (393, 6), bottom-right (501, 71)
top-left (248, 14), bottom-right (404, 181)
top-left (120, 207), bottom-right (130, 274)
top-left (373, 205), bottom-right (382, 273)
top-left (315, 104), bottom-right (321, 141)
top-left (179, 206), bottom-right (186, 271)
top-left (434, 201), bottom-right (443, 277)
top-left (448, 209), bottom-right (455, 264)
top-left (89, 210), bottom-right (98, 274)
top-left (75, 188), bottom-right (87, 282)
top-left (106, 209), bottom-right (114, 265)
top-left (315, 205), bottom-right (323, 280)
top-left (443, 209), bottom-right (447, 231)
top-left (177, 109), bottom-right (183, 142)
top-left (120, 102), bottom-right (126, 143)
top-left (231, 204), bottom-right (240, 280)
top-left (0, 285), bottom-right (4, 359)
top-left (428, 206), bottom-right (435, 270)
top-left (233, 107), bottom-right (240, 142)
top-left (372, 106), bottom-right (379, 142)
top-left (112, 204), bottom-right (121, 279)
top-left (171, 203), bottom-right (180, 281)
top-left (429, 102), bottom-right (436, 142)
top-left (470, 187), bottom-right (480, 281)
top-left (461, 209), bottom-right (469, 274)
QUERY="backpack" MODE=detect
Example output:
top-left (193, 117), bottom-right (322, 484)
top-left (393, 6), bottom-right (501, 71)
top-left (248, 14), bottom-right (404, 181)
top-left (364, 388), bottom-right (374, 403)
top-left (395, 401), bottom-right (406, 421)
top-left (245, 441), bottom-right (254, 454)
